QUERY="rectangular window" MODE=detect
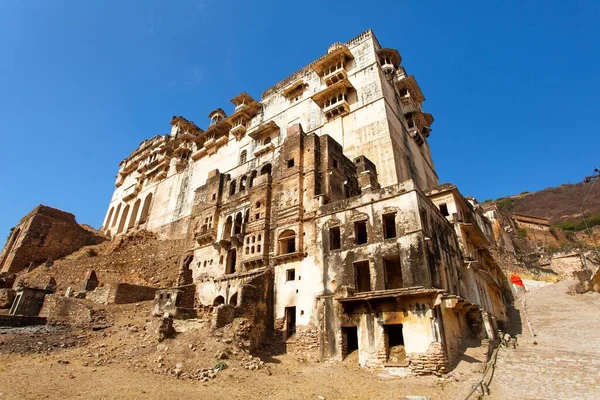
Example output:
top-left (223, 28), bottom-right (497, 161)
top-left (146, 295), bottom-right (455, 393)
top-left (439, 203), bottom-right (450, 217)
top-left (384, 256), bottom-right (403, 289)
top-left (287, 159), bottom-right (295, 168)
top-left (286, 269), bottom-right (296, 281)
top-left (354, 261), bottom-right (371, 292)
top-left (332, 159), bottom-right (339, 169)
top-left (354, 220), bottom-right (368, 245)
top-left (329, 226), bottom-right (341, 250)
top-left (383, 213), bottom-right (397, 239)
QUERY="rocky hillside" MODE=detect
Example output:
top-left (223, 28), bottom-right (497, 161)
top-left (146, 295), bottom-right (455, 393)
top-left (491, 180), bottom-right (600, 226)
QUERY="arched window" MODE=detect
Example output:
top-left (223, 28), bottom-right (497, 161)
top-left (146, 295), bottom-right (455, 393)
top-left (239, 150), bottom-right (247, 165)
top-left (229, 180), bottom-right (236, 196)
top-left (278, 230), bottom-right (296, 254)
top-left (139, 193), bottom-right (153, 225)
top-left (249, 170), bottom-right (257, 188)
top-left (128, 199), bottom-right (141, 231)
top-left (230, 292), bottom-right (238, 306)
top-left (240, 175), bottom-right (247, 191)
top-left (234, 213), bottom-right (243, 235)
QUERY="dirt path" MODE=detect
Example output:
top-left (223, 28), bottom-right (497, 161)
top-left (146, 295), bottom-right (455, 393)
top-left (490, 280), bottom-right (600, 399)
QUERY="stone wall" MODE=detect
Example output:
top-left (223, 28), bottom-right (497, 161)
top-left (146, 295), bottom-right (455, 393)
top-left (88, 282), bottom-right (157, 305)
top-left (39, 295), bottom-right (93, 325)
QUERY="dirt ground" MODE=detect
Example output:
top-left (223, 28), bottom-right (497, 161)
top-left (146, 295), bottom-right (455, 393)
top-left (0, 301), bottom-right (489, 400)
top-left (489, 280), bottom-right (600, 400)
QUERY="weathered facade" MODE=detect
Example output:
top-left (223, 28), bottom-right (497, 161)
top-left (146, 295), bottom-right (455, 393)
top-left (0, 30), bottom-right (511, 375)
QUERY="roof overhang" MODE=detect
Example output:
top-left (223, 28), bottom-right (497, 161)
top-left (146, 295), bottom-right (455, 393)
top-left (311, 46), bottom-right (354, 75)
top-left (377, 48), bottom-right (402, 66)
top-left (337, 286), bottom-right (443, 304)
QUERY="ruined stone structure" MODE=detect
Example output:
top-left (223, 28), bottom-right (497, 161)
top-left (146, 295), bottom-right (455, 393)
top-left (0, 205), bottom-right (104, 274)
top-left (0, 30), bottom-right (510, 375)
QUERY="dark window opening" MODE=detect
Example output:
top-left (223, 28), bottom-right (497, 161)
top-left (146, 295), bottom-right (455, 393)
top-left (213, 296), bottom-right (225, 306)
top-left (260, 164), bottom-right (272, 176)
top-left (285, 306), bottom-right (296, 338)
top-left (212, 193), bottom-right (216, 200)
top-left (332, 159), bottom-right (339, 169)
top-left (383, 213), bottom-right (397, 239)
top-left (384, 324), bottom-right (406, 363)
top-left (287, 158), bottom-right (295, 168)
top-left (439, 203), bottom-right (449, 217)
top-left (354, 220), bottom-right (368, 245)
top-left (226, 249), bottom-right (237, 274)
top-left (354, 261), bottom-right (371, 292)
top-left (229, 180), bottom-right (236, 196)
top-left (342, 326), bottom-right (359, 359)
top-left (286, 269), bottom-right (296, 281)
top-left (384, 256), bottom-right (403, 289)
top-left (329, 226), bottom-right (341, 250)
top-left (234, 213), bottom-right (243, 235)
top-left (279, 230), bottom-right (296, 254)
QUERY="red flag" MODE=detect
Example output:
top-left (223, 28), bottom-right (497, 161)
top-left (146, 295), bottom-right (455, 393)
top-left (510, 274), bottom-right (525, 287)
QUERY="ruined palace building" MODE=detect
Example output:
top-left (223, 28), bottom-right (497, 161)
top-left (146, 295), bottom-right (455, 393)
top-left (2, 30), bottom-right (511, 374)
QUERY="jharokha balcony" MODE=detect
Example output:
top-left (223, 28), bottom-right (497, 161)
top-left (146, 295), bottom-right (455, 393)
top-left (311, 45), bottom-right (354, 88)
top-left (311, 79), bottom-right (354, 120)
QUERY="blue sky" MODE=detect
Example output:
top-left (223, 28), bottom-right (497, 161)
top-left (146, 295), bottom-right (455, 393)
top-left (1, 1), bottom-right (599, 234)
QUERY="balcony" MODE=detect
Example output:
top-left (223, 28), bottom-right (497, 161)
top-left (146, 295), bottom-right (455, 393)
top-left (400, 95), bottom-right (420, 114)
top-left (324, 99), bottom-right (350, 119)
top-left (254, 142), bottom-right (275, 157)
top-left (323, 66), bottom-right (347, 87)
top-left (408, 127), bottom-right (425, 146)
top-left (191, 147), bottom-right (207, 161)
top-left (195, 230), bottom-right (215, 245)
top-left (312, 79), bottom-right (354, 120)
top-left (122, 184), bottom-right (141, 201)
top-left (230, 122), bottom-right (247, 140)
top-left (248, 120), bottom-right (279, 140)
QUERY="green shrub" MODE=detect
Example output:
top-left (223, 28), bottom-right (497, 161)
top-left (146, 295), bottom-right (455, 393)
top-left (556, 213), bottom-right (600, 232)
top-left (497, 197), bottom-right (514, 212)
top-left (517, 228), bottom-right (528, 238)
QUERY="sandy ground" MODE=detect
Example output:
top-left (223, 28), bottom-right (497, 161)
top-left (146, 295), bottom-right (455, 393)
top-left (490, 280), bottom-right (600, 399)
top-left (0, 301), bottom-right (489, 400)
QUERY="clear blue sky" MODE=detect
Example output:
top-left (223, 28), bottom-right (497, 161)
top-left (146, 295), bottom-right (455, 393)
top-left (1, 1), bottom-right (599, 234)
